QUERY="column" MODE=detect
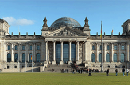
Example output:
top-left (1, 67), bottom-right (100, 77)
top-left (68, 41), bottom-right (72, 64)
top-left (40, 42), bottom-right (44, 62)
top-left (126, 42), bottom-right (129, 62)
top-left (52, 41), bottom-right (56, 64)
top-left (32, 43), bottom-right (33, 63)
top-left (28, 53), bottom-right (29, 62)
top-left (96, 43), bottom-right (98, 62)
top-left (118, 43), bottom-right (121, 62)
top-left (76, 41), bottom-right (79, 64)
top-left (18, 43), bottom-right (21, 72)
top-left (25, 43), bottom-right (28, 72)
top-left (111, 43), bottom-right (113, 62)
top-left (84, 41), bottom-right (87, 61)
top-left (60, 41), bottom-right (63, 64)
top-left (18, 44), bottom-right (21, 62)
top-left (103, 43), bottom-right (106, 62)
top-left (25, 43), bottom-right (28, 62)
top-left (11, 43), bottom-right (14, 62)
top-left (32, 43), bottom-right (34, 72)
top-left (44, 41), bottom-right (48, 64)
top-left (33, 43), bottom-right (36, 62)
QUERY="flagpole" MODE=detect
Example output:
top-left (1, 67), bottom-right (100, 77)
top-left (25, 46), bottom-right (26, 72)
top-left (32, 46), bottom-right (33, 72)
top-left (101, 21), bottom-right (103, 72)
top-left (0, 29), bottom-right (2, 63)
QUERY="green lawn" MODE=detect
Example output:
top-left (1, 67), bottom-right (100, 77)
top-left (0, 72), bottom-right (129, 85)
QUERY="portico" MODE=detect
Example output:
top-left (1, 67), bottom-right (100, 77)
top-left (45, 38), bottom-right (87, 65)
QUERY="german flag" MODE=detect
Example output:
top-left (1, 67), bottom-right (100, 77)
top-left (31, 55), bottom-right (32, 60)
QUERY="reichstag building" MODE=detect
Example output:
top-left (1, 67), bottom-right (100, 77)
top-left (0, 17), bottom-right (130, 72)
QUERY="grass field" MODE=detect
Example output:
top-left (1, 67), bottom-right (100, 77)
top-left (0, 72), bottom-right (129, 85)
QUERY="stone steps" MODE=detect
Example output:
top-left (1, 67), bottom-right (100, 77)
top-left (44, 64), bottom-right (72, 72)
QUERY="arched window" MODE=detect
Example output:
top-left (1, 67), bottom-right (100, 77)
top-left (22, 53), bottom-right (25, 62)
top-left (99, 53), bottom-right (102, 62)
top-left (120, 53), bottom-right (125, 62)
top-left (14, 53), bottom-right (18, 62)
top-left (29, 53), bottom-right (32, 62)
top-left (106, 53), bottom-right (110, 62)
top-left (36, 53), bottom-right (40, 62)
top-left (7, 53), bottom-right (11, 62)
top-left (114, 53), bottom-right (117, 62)
top-left (91, 53), bottom-right (95, 62)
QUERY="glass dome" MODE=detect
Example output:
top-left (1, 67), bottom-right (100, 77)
top-left (50, 17), bottom-right (81, 27)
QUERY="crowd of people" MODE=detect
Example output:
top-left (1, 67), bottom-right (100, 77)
top-left (70, 63), bottom-right (130, 76)
top-left (49, 63), bottom-right (130, 76)
top-left (105, 68), bottom-right (129, 76)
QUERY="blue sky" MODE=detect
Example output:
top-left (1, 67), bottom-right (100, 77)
top-left (0, 0), bottom-right (130, 35)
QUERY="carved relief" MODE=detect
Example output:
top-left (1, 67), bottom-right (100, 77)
top-left (79, 42), bottom-right (83, 61)
top-left (48, 42), bottom-right (53, 62)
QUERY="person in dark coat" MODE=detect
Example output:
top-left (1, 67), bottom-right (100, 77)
top-left (122, 68), bottom-right (125, 76)
top-left (106, 69), bottom-right (109, 76)
top-left (88, 68), bottom-right (92, 76)
top-left (115, 69), bottom-right (118, 76)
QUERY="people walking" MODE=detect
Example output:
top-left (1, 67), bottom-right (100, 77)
top-left (72, 69), bottom-right (75, 74)
top-left (115, 69), bottom-right (118, 76)
top-left (88, 68), bottom-right (92, 76)
top-left (122, 68), bottom-right (125, 76)
top-left (126, 68), bottom-right (129, 76)
top-left (106, 69), bottom-right (109, 76)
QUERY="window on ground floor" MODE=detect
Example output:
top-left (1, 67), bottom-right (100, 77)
top-left (22, 53), bottom-right (25, 62)
top-left (114, 53), bottom-right (117, 62)
top-left (14, 53), bottom-right (18, 62)
top-left (91, 53), bottom-right (95, 62)
top-left (36, 53), bottom-right (40, 62)
top-left (99, 53), bottom-right (102, 62)
top-left (7, 53), bottom-right (11, 62)
top-left (106, 53), bottom-right (110, 62)
top-left (29, 53), bottom-right (32, 62)
top-left (120, 53), bottom-right (125, 62)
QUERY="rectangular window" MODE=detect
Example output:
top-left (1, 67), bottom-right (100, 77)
top-left (30, 45), bottom-right (32, 50)
top-left (92, 45), bottom-right (95, 50)
top-left (15, 45), bottom-right (17, 50)
top-left (121, 45), bottom-right (125, 50)
top-left (22, 45), bottom-right (25, 50)
top-left (37, 45), bottom-right (40, 50)
top-left (114, 45), bottom-right (117, 50)
top-left (8, 45), bottom-right (10, 50)
top-left (107, 45), bottom-right (110, 50)
top-left (100, 45), bottom-right (102, 50)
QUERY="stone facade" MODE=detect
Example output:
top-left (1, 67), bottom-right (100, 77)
top-left (0, 17), bottom-right (130, 72)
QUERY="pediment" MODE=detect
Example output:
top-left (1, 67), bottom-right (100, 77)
top-left (46, 27), bottom-right (87, 36)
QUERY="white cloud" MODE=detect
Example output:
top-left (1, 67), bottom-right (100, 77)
top-left (3, 17), bottom-right (34, 26)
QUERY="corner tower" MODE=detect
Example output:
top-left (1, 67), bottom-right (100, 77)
top-left (83, 17), bottom-right (91, 35)
top-left (122, 19), bottom-right (130, 35)
top-left (0, 19), bottom-right (10, 36)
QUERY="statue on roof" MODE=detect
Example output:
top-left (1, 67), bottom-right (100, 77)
top-left (43, 17), bottom-right (48, 27)
top-left (84, 17), bottom-right (89, 27)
